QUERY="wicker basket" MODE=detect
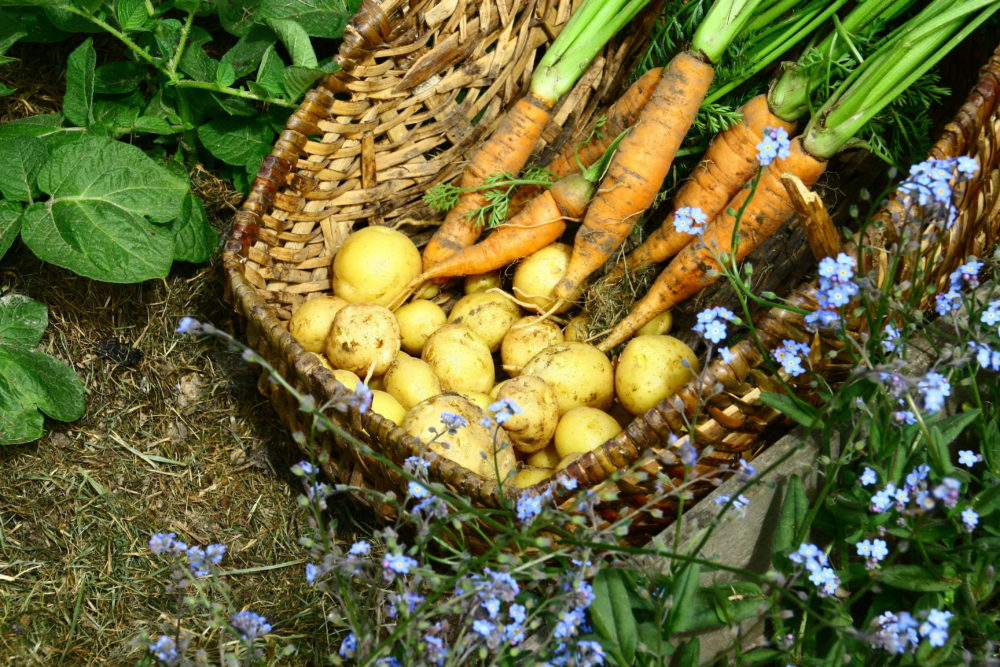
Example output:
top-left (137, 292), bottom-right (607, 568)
top-left (223, 0), bottom-right (1000, 545)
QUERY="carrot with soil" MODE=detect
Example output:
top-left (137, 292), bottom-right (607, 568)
top-left (550, 0), bottom-right (803, 304)
top-left (597, 0), bottom-right (1000, 351)
top-left (420, 0), bottom-right (654, 273)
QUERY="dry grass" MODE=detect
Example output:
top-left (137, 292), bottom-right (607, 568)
top-left (0, 251), bottom-right (366, 663)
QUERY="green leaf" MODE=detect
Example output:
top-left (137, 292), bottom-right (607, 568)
top-left (266, 18), bottom-right (317, 67)
top-left (153, 19), bottom-right (182, 62)
top-left (931, 409), bottom-right (981, 448)
top-left (19, 135), bottom-right (188, 282)
top-left (215, 60), bottom-right (237, 88)
top-left (197, 116), bottom-right (273, 170)
top-left (759, 391), bottom-right (819, 427)
top-left (131, 116), bottom-right (177, 135)
top-left (590, 570), bottom-right (617, 644)
top-left (255, 44), bottom-right (286, 96)
top-left (282, 64), bottom-right (326, 101)
top-left (0, 135), bottom-right (47, 202)
top-left (0, 296), bottom-right (85, 445)
top-left (0, 200), bottom-right (21, 259)
top-left (973, 484), bottom-right (1000, 518)
top-left (43, 5), bottom-right (103, 33)
top-left (608, 570), bottom-right (637, 664)
top-left (675, 640), bottom-right (700, 667)
top-left (983, 417), bottom-right (999, 474)
top-left (221, 23), bottom-right (276, 77)
top-left (94, 61), bottom-right (147, 94)
top-left (114, 0), bottom-right (148, 32)
top-left (216, 0), bottom-right (264, 37)
top-left (0, 82), bottom-right (14, 97)
top-left (92, 93), bottom-right (142, 132)
top-left (773, 474), bottom-right (808, 565)
top-left (176, 27), bottom-right (218, 82)
top-left (741, 648), bottom-right (787, 664)
top-left (0, 114), bottom-right (84, 151)
top-left (63, 37), bottom-right (96, 127)
top-left (876, 565), bottom-right (961, 592)
top-left (257, 0), bottom-right (360, 39)
top-left (0, 293), bottom-right (47, 347)
top-left (667, 563), bottom-right (700, 634)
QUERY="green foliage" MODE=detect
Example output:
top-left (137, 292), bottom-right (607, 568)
top-left (422, 167), bottom-right (557, 229)
top-left (0, 293), bottom-right (85, 445)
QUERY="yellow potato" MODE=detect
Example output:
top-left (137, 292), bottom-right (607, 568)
top-left (403, 394), bottom-right (516, 481)
top-left (447, 291), bottom-right (522, 352)
top-left (556, 453), bottom-right (583, 470)
top-left (563, 316), bottom-right (589, 342)
top-left (495, 375), bottom-right (560, 454)
top-left (554, 406), bottom-right (623, 458)
top-left (324, 303), bottom-right (401, 377)
top-left (459, 391), bottom-right (494, 411)
top-left (615, 335), bottom-right (699, 416)
top-left (370, 390), bottom-right (406, 425)
top-left (520, 342), bottom-right (614, 414)
top-left (395, 299), bottom-right (447, 355)
top-left (332, 226), bottom-right (421, 306)
top-left (636, 311), bottom-right (673, 336)
top-left (527, 445), bottom-right (561, 469)
top-left (513, 466), bottom-right (554, 488)
top-left (383, 355), bottom-right (442, 410)
top-left (288, 296), bottom-right (348, 353)
top-left (422, 323), bottom-right (495, 394)
top-left (464, 271), bottom-right (502, 294)
top-left (501, 316), bottom-right (564, 376)
top-left (331, 368), bottom-right (361, 390)
top-left (512, 243), bottom-right (574, 314)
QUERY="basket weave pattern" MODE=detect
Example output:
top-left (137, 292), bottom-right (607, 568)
top-left (224, 0), bottom-right (1000, 541)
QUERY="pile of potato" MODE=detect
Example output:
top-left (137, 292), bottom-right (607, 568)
top-left (287, 226), bottom-right (699, 487)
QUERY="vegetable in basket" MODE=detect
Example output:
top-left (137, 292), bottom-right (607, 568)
top-left (420, 0), bottom-right (655, 272)
top-left (611, 0), bottom-right (918, 278)
top-left (551, 0), bottom-right (827, 304)
top-left (598, 0), bottom-right (1000, 351)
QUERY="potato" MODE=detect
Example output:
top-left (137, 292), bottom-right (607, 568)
top-left (513, 466), bottom-right (554, 488)
top-left (447, 291), bottom-right (522, 352)
top-left (520, 342), bottom-right (614, 414)
top-left (288, 296), bottom-right (348, 353)
top-left (512, 243), bottom-right (574, 314)
top-left (636, 310), bottom-right (673, 336)
top-left (331, 368), bottom-right (361, 390)
top-left (563, 316), bottom-right (589, 342)
top-left (460, 391), bottom-right (494, 411)
top-left (395, 299), bottom-right (447, 355)
top-left (370, 390), bottom-right (406, 425)
top-left (325, 303), bottom-right (401, 377)
top-left (383, 355), bottom-right (442, 410)
top-left (615, 335), bottom-right (699, 416)
top-left (332, 226), bottom-right (421, 306)
top-left (501, 316), bottom-right (564, 376)
top-left (403, 394), bottom-right (516, 480)
top-left (422, 323), bottom-right (495, 394)
top-left (464, 271), bottom-right (502, 294)
top-left (554, 406), bottom-right (622, 458)
top-left (495, 375), bottom-right (559, 453)
top-left (527, 445), bottom-right (561, 469)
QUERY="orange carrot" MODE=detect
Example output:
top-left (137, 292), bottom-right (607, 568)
top-left (552, 51), bottom-right (715, 303)
top-left (597, 137), bottom-right (827, 351)
top-left (422, 95), bottom-right (553, 272)
top-left (606, 93), bottom-right (797, 280)
top-left (393, 175), bottom-right (595, 310)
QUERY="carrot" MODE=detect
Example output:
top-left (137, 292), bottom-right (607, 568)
top-left (597, 137), bottom-right (827, 351)
top-left (606, 94), bottom-right (797, 280)
top-left (392, 175), bottom-right (595, 310)
top-left (421, 95), bottom-right (553, 272)
top-left (551, 51), bottom-right (715, 303)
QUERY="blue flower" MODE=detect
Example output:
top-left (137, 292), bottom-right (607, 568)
top-left (855, 539), bottom-right (873, 557)
top-left (205, 543), bottom-right (226, 564)
top-left (482, 596), bottom-right (501, 619)
top-left (892, 410), bottom-right (916, 426)
top-left (488, 398), bottom-right (523, 424)
top-left (230, 611), bottom-right (272, 641)
top-left (348, 540), bottom-right (371, 556)
top-left (408, 480), bottom-right (430, 498)
top-left (353, 382), bottom-right (373, 414)
top-left (881, 325), bottom-right (901, 354)
top-left (961, 507), bottom-right (979, 531)
top-left (932, 477), bottom-right (961, 508)
top-left (919, 608), bottom-right (953, 647)
top-left (958, 449), bottom-right (980, 467)
top-left (673, 206), bottom-right (708, 234)
top-left (382, 552), bottom-right (418, 577)
top-left (575, 640), bottom-right (606, 666)
top-left (950, 259), bottom-right (983, 291)
top-left (981, 300), bottom-right (1000, 327)
top-left (771, 340), bottom-right (810, 376)
top-left (859, 467), bottom-right (877, 486)
top-left (473, 619), bottom-right (495, 638)
top-left (804, 308), bottom-right (840, 331)
top-left (423, 633), bottom-right (448, 665)
top-left (305, 563), bottom-right (319, 584)
top-left (516, 493), bottom-right (545, 523)
top-left (293, 461), bottom-right (317, 476)
top-left (560, 476), bottom-right (578, 491)
top-left (149, 635), bottom-right (179, 665)
top-left (756, 126), bottom-right (791, 166)
top-left (935, 290), bottom-right (962, 316)
top-left (693, 306), bottom-right (737, 344)
top-left (917, 371), bottom-right (950, 413)
top-left (439, 412), bottom-right (467, 433)
top-left (956, 156), bottom-right (978, 177)
top-left (149, 532), bottom-right (177, 555)
top-left (404, 456), bottom-right (431, 473)
top-left (870, 539), bottom-right (888, 562)
top-left (737, 459), bottom-right (756, 480)
top-left (870, 488), bottom-right (894, 513)
top-left (719, 347), bottom-right (736, 363)
top-left (553, 607), bottom-right (586, 639)
top-left (175, 317), bottom-right (202, 335)
top-left (339, 632), bottom-right (357, 659)
top-left (970, 342), bottom-right (1000, 371)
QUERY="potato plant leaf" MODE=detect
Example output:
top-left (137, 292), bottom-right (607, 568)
top-left (0, 294), bottom-right (85, 446)
top-left (266, 18), bottom-right (317, 67)
top-left (0, 200), bottom-right (21, 259)
top-left (258, 0), bottom-right (360, 39)
top-left (197, 115), bottom-right (274, 171)
top-left (169, 192), bottom-right (216, 262)
top-left (19, 134), bottom-right (188, 282)
top-left (63, 37), bottom-right (96, 127)
top-left (0, 134), bottom-right (47, 202)
top-left (114, 0), bottom-right (149, 32)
